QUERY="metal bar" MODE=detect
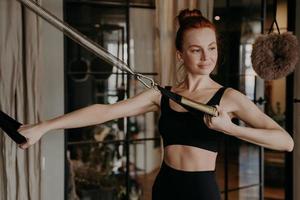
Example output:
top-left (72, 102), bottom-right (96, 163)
top-left (17, 0), bottom-right (135, 76)
top-left (259, 1), bottom-right (266, 199)
top-left (67, 137), bottom-right (161, 146)
top-left (224, 183), bottom-right (262, 193)
top-left (66, 0), bottom-right (156, 9)
top-left (67, 72), bottom-right (159, 76)
top-left (285, 0), bottom-right (296, 199)
top-left (294, 99), bottom-right (300, 103)
top-left (125, 2), bottom-right (130, 198)
top-left (16, 0), bottom-right (218, 117)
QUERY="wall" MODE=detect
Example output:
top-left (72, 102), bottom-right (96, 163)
top-left (39, 0), bottom-right (65, 199)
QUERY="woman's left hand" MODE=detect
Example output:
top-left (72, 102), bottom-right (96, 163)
top-left (203, 105), bottom-right (234, 134)
top-left (17, 123), bottom-right (47, 149)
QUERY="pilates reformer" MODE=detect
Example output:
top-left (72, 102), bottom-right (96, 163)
top-left (0, 0), bottom-right (218, 144)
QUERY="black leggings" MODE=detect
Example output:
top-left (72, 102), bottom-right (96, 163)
top-left (152, 162), bottom-right (221, 200)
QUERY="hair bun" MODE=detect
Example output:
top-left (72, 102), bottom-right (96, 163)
top-left (177, 9), bottom-right (203, 26)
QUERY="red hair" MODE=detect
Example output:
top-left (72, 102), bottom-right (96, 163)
top-left (175, 9), bottom-right (216, 51)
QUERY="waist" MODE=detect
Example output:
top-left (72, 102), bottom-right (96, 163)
top-left (163, 145), bottom-right (217, 171)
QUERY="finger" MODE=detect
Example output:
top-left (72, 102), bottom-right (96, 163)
top-left (18, 124), bottom-right (31, 131)
top-left (214, 105), bottom-right (222, 117)
top-left (203, 114), bottom-right (208, 125)
top-left (18, 126), bottom-right (26, 132)
top-left (19, 141), bottom-right (30, 149)
top-left (20, 144), bottom-right (29, 149)
top-left (215, 105), bottom-right (221, 113)
top-left (204, 114), bottom-right (211, 126)
top-left (207, 114), bottom-right (212, 123)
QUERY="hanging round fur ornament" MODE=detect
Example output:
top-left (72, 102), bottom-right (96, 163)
top-left (251, 0), bottom-right (299, 80)
top-left (251, 31), bottom-right (299, 80)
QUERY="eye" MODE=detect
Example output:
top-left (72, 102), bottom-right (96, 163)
top-left (209, 47), bottom-right (216, 51)
top-left (191, 49), bottom-right (201, 53)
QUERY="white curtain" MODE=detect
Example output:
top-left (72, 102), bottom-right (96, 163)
top-left (155, 0), bottom-right (214, 86)
top-left (0, 0), bottom-right (42, 199)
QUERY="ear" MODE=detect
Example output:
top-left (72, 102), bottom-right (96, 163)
top-left (176, 50), bottom-right (183, 62)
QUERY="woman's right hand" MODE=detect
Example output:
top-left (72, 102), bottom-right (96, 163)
top-left (17, 122), bottom-right (48, 149)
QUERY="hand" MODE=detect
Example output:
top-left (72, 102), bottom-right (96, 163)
top-left (203, 105), bottom-right (234, 134)
top-left (17, 123), bottom-right (47, 149)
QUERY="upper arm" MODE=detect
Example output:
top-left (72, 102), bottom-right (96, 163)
top-left (222, 88), bottom-right (283, 130)
top-left (105, 88), bottom-right (161, 120)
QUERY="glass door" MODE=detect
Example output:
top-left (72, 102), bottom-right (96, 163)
top-left (213, 0), bottom-right (290, 199)
top-left (263, 1), bottom-right (288, 199)
top-left (213, 0), bottom-right (266, 199)
top-left (64, 1), bottom-right (129, 199)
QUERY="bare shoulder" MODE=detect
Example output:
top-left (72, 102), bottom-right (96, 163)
top-left (124, 87), bottom-right (162, 112)
top-left (220, 88), bottom-right (280, 129)
top-left (222, 87), bottom-right (249, 105)
top-left (134, 87), bottom-right (162, 107)
top-left (220, 88), bottom-right (255, 117)
top-left (108, 87), bottom-right (162, 118)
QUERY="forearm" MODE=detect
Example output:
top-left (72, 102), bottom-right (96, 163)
top-left (226, 124), bottom-right (294, 152)
top-left (17, 89), bottom-right (159, 149)
top-left (42, 104), bottom-right (110, 132)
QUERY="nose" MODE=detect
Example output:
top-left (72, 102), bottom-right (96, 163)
top-left (201, 49), bottom-right (208, 61)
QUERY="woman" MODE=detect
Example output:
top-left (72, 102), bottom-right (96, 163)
top-left (19, 9), bottom-right (293, 200)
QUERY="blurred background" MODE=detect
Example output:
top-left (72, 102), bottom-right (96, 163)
top-left (0, 0), bottom-right (299, 200)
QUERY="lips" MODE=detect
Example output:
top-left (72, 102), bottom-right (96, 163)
top-left (198, 63), bottom-right (211, 68)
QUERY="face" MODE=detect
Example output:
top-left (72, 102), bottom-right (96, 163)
top-left (178, 27), bottom-right (218, 76)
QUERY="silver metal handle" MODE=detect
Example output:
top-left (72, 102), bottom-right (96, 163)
top-left (17, 0), bottom-right (135, 76)
top-left (16, 0), bottom-right (218, 116)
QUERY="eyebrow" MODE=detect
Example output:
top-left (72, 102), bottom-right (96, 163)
top-left (188, 42), bottom-right (217, 48)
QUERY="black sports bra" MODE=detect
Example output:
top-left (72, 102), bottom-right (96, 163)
top-left (158, 86), bottom-right (228, 153)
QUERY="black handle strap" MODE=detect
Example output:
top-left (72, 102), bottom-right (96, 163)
top-left (157, 85), bottom-right (214, 118)
top-left (0, 111), bottom-right (27, 144)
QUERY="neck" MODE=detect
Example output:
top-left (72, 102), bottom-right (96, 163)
top-left (180, 73), bottom-right (213, 92)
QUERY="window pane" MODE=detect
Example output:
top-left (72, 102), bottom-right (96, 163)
top-left (227, 139), bottom-right (260, 190)
top-left (228, 186), bottom-right (260, 200)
